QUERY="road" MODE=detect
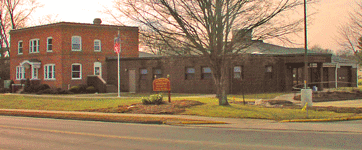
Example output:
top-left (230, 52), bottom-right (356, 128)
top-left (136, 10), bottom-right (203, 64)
top-left (0, 116), bottom-right (361, 150)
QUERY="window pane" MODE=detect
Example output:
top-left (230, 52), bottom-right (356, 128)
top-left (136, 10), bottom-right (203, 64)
top-left (72, 65), bottom-right (80, 71)
top-left (186, 68), bottom-right (195, 73)
top-left (203, 67), bottom-right (211, 73)
top-left (72, 72), bottom-right (80, 78)
top-left (234, 66), bottom-right (241, 73)
top-left (72, 44), bottom-right (80, 50)
top-left (266, 66), bottom-right (272, 72)
top-left (140, 69), bottom-right (148, 74)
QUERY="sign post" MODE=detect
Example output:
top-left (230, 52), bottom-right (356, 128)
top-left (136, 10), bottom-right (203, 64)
top-left (153, 77), bottom-right (171, 102)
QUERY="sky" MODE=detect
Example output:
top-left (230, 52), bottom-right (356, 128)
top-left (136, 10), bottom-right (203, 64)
top-left (32, 0), bottom-right (356, 52)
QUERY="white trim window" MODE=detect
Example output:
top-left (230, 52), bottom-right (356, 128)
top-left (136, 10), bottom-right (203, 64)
top-left (44, 64), bottom-right (56, 80)
top-left (47, 37), bottom-right (53, 52)
top-left (29, 39), bottom-right (40, 53)
top-left (71, 36), bottom-right (82, 51)
top-left (16, 66), bottom-right (25, 80)
top-left (18, 40), bottom-right (23, 54)
top-left (94, 39), bottom-right (101, 52)
top-left (71, 63), bottom-right (82, 79)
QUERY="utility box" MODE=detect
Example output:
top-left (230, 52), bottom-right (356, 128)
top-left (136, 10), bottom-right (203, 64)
top-left (4, 80), bottom-right (11, 89)
top-left (301, 89), bottom-right (313, 107)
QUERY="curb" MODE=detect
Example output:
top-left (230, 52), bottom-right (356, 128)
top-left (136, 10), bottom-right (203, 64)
top-left (280, 116), bottom-right (362, 123)
top-left (0, 109), bottom-right (226, 125)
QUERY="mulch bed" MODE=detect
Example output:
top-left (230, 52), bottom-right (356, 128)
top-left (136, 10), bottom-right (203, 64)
top-left (83, 100), bottom-right (204, 114)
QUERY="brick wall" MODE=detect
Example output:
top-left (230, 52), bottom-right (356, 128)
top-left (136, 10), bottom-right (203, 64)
top-left (10, 22), bottom-right (139, 90)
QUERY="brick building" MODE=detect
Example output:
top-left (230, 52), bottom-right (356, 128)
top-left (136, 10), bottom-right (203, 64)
top-left (106, 42), bottom-right (357, 94)
top-left (10, 19), bottom-right (139, 90)
top-left (107, 42), bottom-right (338, 94)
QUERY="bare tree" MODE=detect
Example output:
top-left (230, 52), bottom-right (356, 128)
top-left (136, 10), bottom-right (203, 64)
top-left (0, 0), bottom-right (41, 56)
top-left (338, 0), bottom-right (362, 63)
top-left (109, 0), bottom-right (309, 105)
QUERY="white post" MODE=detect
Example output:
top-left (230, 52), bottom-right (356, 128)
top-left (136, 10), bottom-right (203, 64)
top-left (117, 30), bottom-right (121, 97)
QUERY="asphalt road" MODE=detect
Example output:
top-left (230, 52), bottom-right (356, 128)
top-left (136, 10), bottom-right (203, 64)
top-left (0, 116), bottom-right (361, 150)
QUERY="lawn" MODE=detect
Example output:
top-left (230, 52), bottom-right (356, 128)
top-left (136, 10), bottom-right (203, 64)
top-left (0, 93), bottom-right (358, 121)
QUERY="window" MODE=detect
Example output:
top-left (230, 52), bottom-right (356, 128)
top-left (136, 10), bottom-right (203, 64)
top-left (265, 65), bottom-right (273, 79)
top-left (94, 40), bottom-right (101, 51)
top-left (94, 62), bottom-right (102, 77)
top-left (71, 36), bottom-right (82, 51)
top-left (153, 69), bottom-right (162, 79)
top-left (18, 41), bottom-right (23, 54)
top-left (185, 67), bottom-right (195, 80)
top-left (140, 69), bottom-right (148, 80)
top-left (234, 66), bottom-right (242, 79)
top-left (201, 67), bottom-right (212, 79)
top-left (44, 64), bottom-right (55, 80)
top-left (16, 66), bottom-right (25, 80)
top-left (47, 37), bottom-right (53, 52)
top-left (71, 63), bottom-right (82, 79)
top-left (29, 39), bottom-right (40, 53)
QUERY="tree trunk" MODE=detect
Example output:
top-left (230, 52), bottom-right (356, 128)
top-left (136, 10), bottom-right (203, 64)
top-left (214, 62), bottom-right (229, 106)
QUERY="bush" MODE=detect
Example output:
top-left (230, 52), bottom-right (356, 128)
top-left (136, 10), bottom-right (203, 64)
top-left (36, 88), bottom-right (73, 95)
top-left (142, 94), bottom-right (164, 105)
top-left (24, 84), bottom-right (50, 93)
top-left (69, 86), bottom-right (80, 93)
top-left (86, 86), bottom-right (97, 93)
top-left (0, 88), bottom-right (9, 93)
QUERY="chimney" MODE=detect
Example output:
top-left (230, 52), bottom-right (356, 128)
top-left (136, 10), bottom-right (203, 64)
top-left (93, 18), bottom-right (102, 25)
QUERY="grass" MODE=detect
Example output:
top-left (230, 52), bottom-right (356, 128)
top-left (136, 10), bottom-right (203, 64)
top-left (176, 97), bottom-right (356, 120)
top-left (0, 93), bottom-right (359, 121)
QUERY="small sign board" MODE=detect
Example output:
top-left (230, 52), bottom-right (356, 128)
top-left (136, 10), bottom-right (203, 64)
top-left (153, 78), bottom-right (171, 91)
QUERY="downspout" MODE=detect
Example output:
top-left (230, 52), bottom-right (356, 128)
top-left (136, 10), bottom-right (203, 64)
top-left (356, 64), bottom-right (359, 87)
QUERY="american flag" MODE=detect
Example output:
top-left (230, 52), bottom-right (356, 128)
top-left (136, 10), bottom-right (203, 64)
top-left (114, 36), bottom-right (120, 54)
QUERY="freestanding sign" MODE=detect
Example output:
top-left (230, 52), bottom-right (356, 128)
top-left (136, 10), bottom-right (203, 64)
top-left (153, 78), bottom-right (171, 102)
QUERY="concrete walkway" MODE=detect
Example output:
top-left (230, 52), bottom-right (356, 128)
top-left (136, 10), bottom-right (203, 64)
top-left (1, 109), bottom-right (362, 133)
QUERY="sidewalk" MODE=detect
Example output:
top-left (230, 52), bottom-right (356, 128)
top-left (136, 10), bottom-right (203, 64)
top-left (1, 109), bottom-right (362, 133)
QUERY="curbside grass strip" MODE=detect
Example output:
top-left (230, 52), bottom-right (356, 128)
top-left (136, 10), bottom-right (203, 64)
top-left (280, 116), bottom-right (362, 123)
top-left (0, 109), bottom-right (226, 125)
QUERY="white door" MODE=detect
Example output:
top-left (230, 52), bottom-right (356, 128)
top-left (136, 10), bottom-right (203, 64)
top-left (94, 62), bottom-right (102, 77)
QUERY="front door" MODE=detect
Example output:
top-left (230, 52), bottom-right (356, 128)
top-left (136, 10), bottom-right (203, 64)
top-left (94, 62), bottom-right (102, 77)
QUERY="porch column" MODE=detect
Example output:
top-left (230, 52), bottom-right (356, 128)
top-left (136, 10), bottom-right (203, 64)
top-left (317, 62), bottom-right (324, 91)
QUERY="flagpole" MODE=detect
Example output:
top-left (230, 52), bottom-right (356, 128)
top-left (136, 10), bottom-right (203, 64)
top-left (117, 30), bottom-right (121, 97)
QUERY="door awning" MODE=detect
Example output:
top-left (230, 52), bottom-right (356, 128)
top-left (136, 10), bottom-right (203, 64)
top-left (20, 59), bottom-right (41, 69)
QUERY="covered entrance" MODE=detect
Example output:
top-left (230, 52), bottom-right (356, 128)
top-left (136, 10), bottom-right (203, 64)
top-left (20, 59), bottom-right (41, 84)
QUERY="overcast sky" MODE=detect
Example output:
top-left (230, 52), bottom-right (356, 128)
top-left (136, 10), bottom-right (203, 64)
top-left (33, 0), bottom-right (356, 52)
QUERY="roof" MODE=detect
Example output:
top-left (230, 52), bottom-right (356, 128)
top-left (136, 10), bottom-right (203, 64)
top-left (10, 21), bottom-right (138, 33)
top-left (139, 51), bottom-right (161, 58)
top-left (244, 41), bottom-right (315, 55)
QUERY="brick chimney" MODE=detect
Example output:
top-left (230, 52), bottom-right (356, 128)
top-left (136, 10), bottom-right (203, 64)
top-left (93, 18), bottom-right (102, 25)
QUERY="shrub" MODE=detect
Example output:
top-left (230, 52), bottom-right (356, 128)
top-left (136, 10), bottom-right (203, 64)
top-left (37, 88), bottom-right (57, 95)
top-left (0, 88), bottom-right (9, 93)
top-left (86, 86), bottom-right (97, 93)
top-left (36, 88), bottom-right (73, 95)
top-left (23, 83), bottom-right (50, 93)
top-left (142, 94), bottom-right (164, 105)
top-left (69, 86), bottom-right (80, 93)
